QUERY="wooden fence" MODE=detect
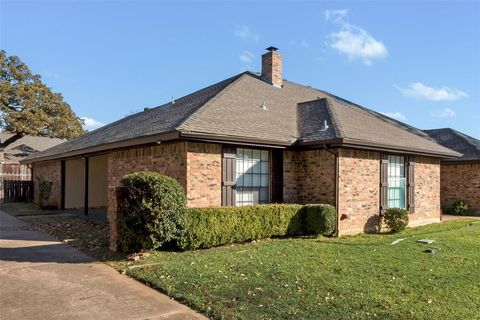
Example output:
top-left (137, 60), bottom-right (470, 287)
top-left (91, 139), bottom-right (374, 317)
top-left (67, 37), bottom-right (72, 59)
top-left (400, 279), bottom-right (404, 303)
top-left (2, 180), bottom-right (33, 202)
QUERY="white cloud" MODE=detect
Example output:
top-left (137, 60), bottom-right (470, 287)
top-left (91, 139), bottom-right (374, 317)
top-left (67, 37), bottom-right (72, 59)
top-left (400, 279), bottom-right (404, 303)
top-left (398, 82), bottom-right (469, 101)
top-left (325, 9), bottom-right (387, 65)
top-left (324, 9), bottom-right (348, 23)
top-left (380, 111), bottom-right (407, 121)
top-left (234, 25), bottom-right (259, 43)
top-left (81, 117), bottom-right (105, 131)
top-left (329, 26), bottom-right (387, 65)
top-left (432, 108), bottom-right (456, 118)
top-left (238, 50), bottom-right (255, 69)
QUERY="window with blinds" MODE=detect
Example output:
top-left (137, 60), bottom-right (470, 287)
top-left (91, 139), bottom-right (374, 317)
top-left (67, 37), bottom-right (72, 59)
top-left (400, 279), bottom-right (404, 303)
top-left (235, 148), bottom-right (270, 206)
top-left (387, 155), bottom-right (406, 209)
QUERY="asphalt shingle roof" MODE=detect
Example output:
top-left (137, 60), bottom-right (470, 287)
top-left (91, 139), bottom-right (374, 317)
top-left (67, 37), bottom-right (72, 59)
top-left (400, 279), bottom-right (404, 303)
top-left (24, 73), bottom-right (242, 161)
top-left (424, 128), bottom-right (480, 161)
top-left (0, 133), bottom-right (65, 162)
top-left (24, 71), bottom-right (460, 163)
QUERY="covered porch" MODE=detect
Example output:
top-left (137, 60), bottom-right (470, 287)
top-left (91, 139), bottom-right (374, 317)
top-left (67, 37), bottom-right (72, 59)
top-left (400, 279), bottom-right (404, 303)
top-left (62, 154), bottom-right (108, 220)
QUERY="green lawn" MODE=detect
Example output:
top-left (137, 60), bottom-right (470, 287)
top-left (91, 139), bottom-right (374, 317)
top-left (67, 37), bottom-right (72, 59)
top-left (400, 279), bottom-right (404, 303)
top-left (113, 220), bottom-right (480, 320)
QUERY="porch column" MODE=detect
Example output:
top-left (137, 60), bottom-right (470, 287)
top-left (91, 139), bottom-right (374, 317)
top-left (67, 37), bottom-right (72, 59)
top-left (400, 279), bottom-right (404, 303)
top-left (60, 160), bottom-right (65, 210)
top-left (84, 156), bottom-right (89, 215)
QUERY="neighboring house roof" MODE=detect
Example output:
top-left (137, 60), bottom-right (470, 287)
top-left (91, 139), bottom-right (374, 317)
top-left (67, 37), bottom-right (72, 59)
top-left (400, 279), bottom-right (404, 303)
top-left (23, 72), bottom-right (460, 163)
top-left (424, 128), bottom-right (480, 162)
top-left (0, 133), bottom-right (65, 162)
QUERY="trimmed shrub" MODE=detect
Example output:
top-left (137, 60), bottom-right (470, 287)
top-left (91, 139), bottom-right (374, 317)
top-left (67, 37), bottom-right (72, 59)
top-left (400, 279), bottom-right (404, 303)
top-left (383, 208), bottom-right (409, 233)
top-left (177, 204), bottom-right (304, 250)
top-left (119, 171), bottom-right (186, 252)
top-left (445, 200), bottom-right (477, 216)
top-left (177, 204), bottom-right (338, 250)
top-left (303, 204), bottom-right (336, 236)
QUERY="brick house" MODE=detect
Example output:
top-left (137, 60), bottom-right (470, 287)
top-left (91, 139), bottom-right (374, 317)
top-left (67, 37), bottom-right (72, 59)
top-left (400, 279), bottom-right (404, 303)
top-left (0, 133), bottom-right (64, 202)
top-left (23, 47), bottom-right (460, 249)
top-left (424, 128), bottom-right (480, 214)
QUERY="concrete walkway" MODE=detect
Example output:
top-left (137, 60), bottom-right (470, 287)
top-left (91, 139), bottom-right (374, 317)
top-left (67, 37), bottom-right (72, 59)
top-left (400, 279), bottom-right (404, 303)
top-left (442, 214), bottom-right (480, 221)
top-left (0, 211), bottom-right (206, 320)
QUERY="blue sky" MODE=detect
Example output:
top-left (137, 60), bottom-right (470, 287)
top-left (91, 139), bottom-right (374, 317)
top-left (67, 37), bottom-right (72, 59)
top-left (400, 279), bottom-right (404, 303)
top-left (1, 1), bottom-right (479, 138)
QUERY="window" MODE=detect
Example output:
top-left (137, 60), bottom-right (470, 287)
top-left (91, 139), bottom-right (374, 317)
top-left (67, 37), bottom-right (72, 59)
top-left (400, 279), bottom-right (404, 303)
top-left (387, 155), bottom-right (406, 209)
top-left (235, 148), bottom-right (269, 206)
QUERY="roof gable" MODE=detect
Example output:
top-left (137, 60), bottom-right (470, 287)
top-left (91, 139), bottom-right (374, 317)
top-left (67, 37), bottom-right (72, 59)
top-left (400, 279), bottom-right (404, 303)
top-left (297, 98), bottom-right (341, 142)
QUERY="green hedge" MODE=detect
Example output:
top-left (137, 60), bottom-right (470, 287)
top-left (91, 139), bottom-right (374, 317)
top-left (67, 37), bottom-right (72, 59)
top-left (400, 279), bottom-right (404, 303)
top-left (119, 171), bottom-right (187, 252)
top-left (303, 204), bottom-right (337, 235)
top-left (177, 204), bottom-right (336, 250)
top-left (116, 171), bottom-right (337, 252)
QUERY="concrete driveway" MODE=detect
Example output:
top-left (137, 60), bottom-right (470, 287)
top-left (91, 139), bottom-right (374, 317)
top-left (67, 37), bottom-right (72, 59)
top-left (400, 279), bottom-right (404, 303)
top-left (0, 211), bottom-right (206, 320)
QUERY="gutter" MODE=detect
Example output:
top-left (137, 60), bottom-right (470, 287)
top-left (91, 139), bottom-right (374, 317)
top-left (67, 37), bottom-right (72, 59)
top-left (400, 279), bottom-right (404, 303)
top-left (440, 159), bottom-right (480, 165)
top-left (298, 138), bottom-right (461, 159)
top-left (323, 145), bottom-right (340, 237)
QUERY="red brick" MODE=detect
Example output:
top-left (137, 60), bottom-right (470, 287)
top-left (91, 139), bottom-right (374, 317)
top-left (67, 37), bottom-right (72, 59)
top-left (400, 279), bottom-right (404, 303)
top-left (31, 161), bottom-right (61, 208)
top-left (440, 162), bottom-right (480, 213)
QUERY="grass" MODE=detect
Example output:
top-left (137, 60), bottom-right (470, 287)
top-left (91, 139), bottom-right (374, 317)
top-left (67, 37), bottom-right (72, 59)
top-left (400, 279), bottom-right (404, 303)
top-left (112, 220), bottom-right (480, 320)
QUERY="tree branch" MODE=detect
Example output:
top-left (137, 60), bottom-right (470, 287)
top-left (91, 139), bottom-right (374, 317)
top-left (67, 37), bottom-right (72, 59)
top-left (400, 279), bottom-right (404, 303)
top-left (0, 132), bottom-right (25, 149)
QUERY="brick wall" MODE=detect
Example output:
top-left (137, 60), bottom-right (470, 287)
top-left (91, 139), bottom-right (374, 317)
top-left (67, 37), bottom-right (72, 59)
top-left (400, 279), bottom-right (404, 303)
top-left (336, 150), bottom-right (442, 235)
top-left (186, 142), bottom-right (222, 207)
top-left (32, 160), bottom-right (61, 208)
top-left (337, 149), bottom-right (380, 235)
top-left (440, 162), bottom-right (480, 214)
top-left (283, 151), bottom-right (297, 203)
top-left (107, 142), bottom-right (187, 189)
top-left (283, 149), bottom-right (336, 205)
top-left (409, 156), bottom-right (441, 226)
top-left (107, 141), bottom-right (187, 250)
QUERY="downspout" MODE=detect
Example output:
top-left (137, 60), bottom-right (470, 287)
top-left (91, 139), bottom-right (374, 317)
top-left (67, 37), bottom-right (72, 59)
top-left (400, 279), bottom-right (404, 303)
top-left (324, 145), bottom-right (340, 237)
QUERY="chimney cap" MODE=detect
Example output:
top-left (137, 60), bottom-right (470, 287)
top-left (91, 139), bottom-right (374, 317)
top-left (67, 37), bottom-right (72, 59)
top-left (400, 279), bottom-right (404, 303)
top-left (265, 46), bottom-right (278, 52)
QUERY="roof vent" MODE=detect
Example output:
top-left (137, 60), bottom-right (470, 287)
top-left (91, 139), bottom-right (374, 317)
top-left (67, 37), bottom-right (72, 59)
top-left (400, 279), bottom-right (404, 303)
top-left (171, 96), bottom-right (175, 104)
top-left (261, 101), bottom-right (268, 111)
top-left (320, 120), bottom-right (329, 132)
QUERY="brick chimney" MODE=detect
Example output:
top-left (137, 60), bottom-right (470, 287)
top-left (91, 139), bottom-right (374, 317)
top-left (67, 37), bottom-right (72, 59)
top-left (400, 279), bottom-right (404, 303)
top-left (261, 46), bottom-right (282, 88)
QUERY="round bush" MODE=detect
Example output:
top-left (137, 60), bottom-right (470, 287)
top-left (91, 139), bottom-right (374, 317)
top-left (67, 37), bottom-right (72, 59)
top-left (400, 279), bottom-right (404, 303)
top-left (303, 204), bottom-right (337, 236)
top-left (383, 208), bottom-right (409, 233)
top-left (119, 171), bottom-right (187, 252)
